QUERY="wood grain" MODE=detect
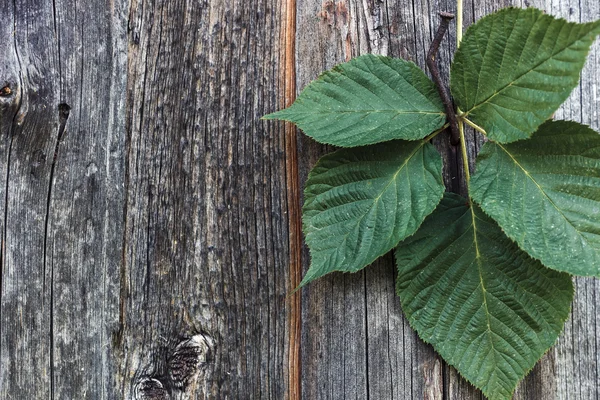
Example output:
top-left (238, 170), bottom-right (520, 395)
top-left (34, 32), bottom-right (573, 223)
top-left (1, 0), bottom-right (61, 397)
top-left (1, 0), bottom-right (599, 398)
top-left (121, 0), bottom-right (292, 398)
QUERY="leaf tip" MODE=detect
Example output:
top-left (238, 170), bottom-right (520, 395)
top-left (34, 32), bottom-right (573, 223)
top-left (295, 268), bottom-right (323, 290)
top-left (261, 111), bottom-right (283, 121)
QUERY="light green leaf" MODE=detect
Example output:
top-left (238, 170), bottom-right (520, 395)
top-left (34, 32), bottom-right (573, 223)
top-left (263, 54), bottom-right (446, 147)
top-left (301, 139), bottom-right (444, 286)
top-left (395, 193), bottom-right (573, 400)
top-left (470, 120), bottom-right (600, 276)
top-left (451, 7), bottom-right (600, 143)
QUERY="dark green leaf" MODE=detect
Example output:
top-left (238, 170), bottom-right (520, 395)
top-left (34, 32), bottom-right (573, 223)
top-left (470, 120), bottom-right (600, 276)
top-left (301, 139), bottom-right (444, 286)
top-left (451, 7), bottom-right (600, 143)
top-left (264, 54), bottom-right (446, 147)
top-left (396, 193), bottom-right (573, 400)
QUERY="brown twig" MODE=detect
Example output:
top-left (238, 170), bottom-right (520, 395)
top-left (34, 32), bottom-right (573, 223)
top-left (427, 12), bottom-right (460, 146)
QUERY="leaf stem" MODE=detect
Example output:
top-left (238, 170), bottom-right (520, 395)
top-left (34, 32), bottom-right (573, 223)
top-left (459, 119), bottom-right (471, 186)
top-left (427, 12), bottom-right (460, 146)
top-left (456, 1), bottom-right (470, 193)
top-left (462, 117), bottom-right (487, 135)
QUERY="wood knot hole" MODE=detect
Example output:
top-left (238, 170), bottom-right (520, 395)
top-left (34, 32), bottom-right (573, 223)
top-left (58, 103), bottom-right (71, 120)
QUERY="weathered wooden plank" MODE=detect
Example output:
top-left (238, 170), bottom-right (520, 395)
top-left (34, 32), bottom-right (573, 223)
top-left (0, 0), bottom-right (128, 397)
top-left (295, 1), bottom-right (443, 399)
top-left (121, 0), bottom-right (292, 398)
top-left (295, 2), bottom-right (366, 399)
top-left (0, 0), bottom-right (60, 397)
top-left (46, 0), bottom-right (128, 398)
top-left (296, 1), bottom-right (600, 399)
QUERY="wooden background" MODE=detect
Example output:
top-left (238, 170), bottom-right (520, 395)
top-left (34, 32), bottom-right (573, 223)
top-left (1, 0), bottom-right (599, 398)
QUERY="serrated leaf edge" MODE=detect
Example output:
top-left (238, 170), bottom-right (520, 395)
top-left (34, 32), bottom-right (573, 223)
top-left (395, 201), bottom-right (575, 400)
top-left (263, 54), bottom-right (447, 147)
top-left (470, 127), bottom-right (600, 277)
top-left (461, 10), bottom-right (600, 119)
top-left (299, 140), bottom-right (444, 288)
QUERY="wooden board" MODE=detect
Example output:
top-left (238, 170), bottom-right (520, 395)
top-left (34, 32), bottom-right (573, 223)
top-left (0, 0), bottom-right (599, 398)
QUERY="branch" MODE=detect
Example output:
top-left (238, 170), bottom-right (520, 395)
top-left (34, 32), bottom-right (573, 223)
top-left (427, 12), bottom-right (460, 146)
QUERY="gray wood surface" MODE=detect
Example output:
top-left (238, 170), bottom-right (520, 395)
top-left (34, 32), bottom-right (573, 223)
top-left (0, 0), bottom-right (598, 399)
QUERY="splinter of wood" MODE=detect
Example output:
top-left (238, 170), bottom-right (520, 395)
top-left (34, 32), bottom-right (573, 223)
top-left (427, 12), bottom-right (460, 146)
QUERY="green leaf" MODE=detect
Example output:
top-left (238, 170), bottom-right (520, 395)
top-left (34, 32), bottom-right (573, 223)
top-left (263, 54), bottom-right (446, 147)
top-left (301, 139), bottom-right (444, 286)
top-left (470, 120), bottom-right (600, 276)
top-left (451, 7), bottom-right (600, 143)
top-left (395, 193), bottom-right (573, 400)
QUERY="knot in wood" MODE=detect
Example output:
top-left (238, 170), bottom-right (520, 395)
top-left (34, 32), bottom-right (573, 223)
top-left (168, 334), bottom-right (214, 389)
top-left (0, 86), bottom-right (12, 97)
top-left (135, 377), bottom-right (169, 400)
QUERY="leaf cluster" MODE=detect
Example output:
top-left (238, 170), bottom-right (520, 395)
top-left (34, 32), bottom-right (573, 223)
top-left (265, 7), bottom-right (600, 400)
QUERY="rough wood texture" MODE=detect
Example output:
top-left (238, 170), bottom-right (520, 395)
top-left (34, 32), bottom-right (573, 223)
top-left (121, 0), bottom-right (293, 398)
top-left (0, 0), bottom-right (599, 399)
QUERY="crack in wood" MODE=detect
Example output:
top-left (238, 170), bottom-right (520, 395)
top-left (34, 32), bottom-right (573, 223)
top-left (44, 102), bottom-right (70, 400)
